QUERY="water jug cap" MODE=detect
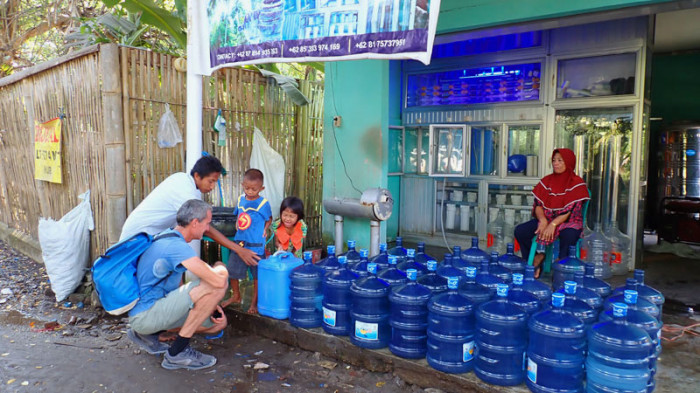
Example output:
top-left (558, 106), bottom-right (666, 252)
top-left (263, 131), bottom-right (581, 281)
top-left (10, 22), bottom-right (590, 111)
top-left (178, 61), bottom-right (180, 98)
top-left (303, 251), bottom-right (313, 262)
top-left (466, 266), bottom-right (477, 278)
top-left (512, 273), bottom-right (524, 285)
top-left (389, 255), bottom-right (398, 265)
top-left (338, 255), bottom-right (347, 265)
top-left (480, 260), bottom-right (489, 271)
top-left (624, 290), bottom-right (638, 305)
top-left (444, 253), bottom-right (453, 262)
top-left (564, 281), bottom-right (577, 294)
top-left (447, 276), bottom-right (459, 289)
top-left (348, 240), bottom-right (356, 248)
top-left (490, 251), bottom-right (499, 262)
top-left (472, 237), bottom-right (479, 246)
top-left (626, 278), bottom-right (638, 288)
top-left (407, 249), bottom-right (415, 257)
top-left (327, 245), bottom-right (336, 254)
top-left (406, 269), bottom-right (417, 281)
top-left (360, 248), bottom-right (369, 258)
top-left (574, 272), bottom-right (584, 283)
top-left (418, 241), bottom-right (425, 249)
top-left (612, 302), bottom-right (628, 318)
top-left (552, 293), bottom-right (565, 307)
top-left (569, 245), bottom-right (577, 256)
top-left (507, 243), bottom-right (514, 253)
top-left (496, 283), bottom-right (509, 297)
top-left (585, 263), bottom-right (594, 275)
top-left (380, 243), bottom-right (387, 252)
top-left (427, 260), bottom-right (437, 271)
top-left (396, 236), bottom-right (403, 244)
top-left (634, 269), bottom-right (645, 282)
top-left (453, 245), bottom-right (461, 252)
top-left (368, 263), bottom-right (377, 274)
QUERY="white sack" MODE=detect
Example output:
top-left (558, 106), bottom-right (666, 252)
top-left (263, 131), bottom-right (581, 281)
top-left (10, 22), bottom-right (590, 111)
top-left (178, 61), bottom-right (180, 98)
top-left (250, 128), bottom-right (285, 219)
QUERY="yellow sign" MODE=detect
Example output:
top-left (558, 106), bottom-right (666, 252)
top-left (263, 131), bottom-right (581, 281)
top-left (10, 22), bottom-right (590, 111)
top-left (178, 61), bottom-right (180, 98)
top-left (34, 118), bottom-right (62, 183)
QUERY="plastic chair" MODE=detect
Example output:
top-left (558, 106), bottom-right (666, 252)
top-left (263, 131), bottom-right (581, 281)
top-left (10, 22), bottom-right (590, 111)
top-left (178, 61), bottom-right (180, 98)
top-left (527, 197), bottom-right (590, 274)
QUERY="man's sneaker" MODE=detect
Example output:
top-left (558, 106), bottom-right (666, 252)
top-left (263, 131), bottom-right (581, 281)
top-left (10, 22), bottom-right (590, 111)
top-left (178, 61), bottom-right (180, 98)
top-left (161, 346), bottom-right (217, 370)
top-left (127, 329), bottom-right (169, 355)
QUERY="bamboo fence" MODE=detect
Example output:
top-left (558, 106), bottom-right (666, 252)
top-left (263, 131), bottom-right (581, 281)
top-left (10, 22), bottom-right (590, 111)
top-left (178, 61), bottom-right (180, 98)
top-left (0, 44), bottom-right (325, 262)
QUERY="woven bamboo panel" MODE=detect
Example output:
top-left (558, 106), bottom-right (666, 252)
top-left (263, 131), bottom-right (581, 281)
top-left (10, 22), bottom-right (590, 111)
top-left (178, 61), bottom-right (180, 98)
top-left (0, 53), bottom-right (108, 258)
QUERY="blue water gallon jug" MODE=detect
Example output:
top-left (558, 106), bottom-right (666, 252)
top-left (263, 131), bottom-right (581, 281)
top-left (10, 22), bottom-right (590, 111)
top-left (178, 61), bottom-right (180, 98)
top-left (322, 256), bottom-right (359, 335)
top-left (339, 240), bottom-right (362, 266)
top-left (476, 260), bottom-right (506, 295)
top-left (549, 281), bottom-right (598, 329)
top-left (557, 275), bottom-right (603, 312)
top-left (378, 255), bottom-right (408, 288)
top-left (522, 265), bottom-right (553, 307)
top-left (611, 270), bottom-right (665, 320)
top-left (458, 266), bottom-right (493, 305)
top-left (316, 245), bottom-right (341, 276)
top-left (586, 303), bottom-right (654, 393)
top-left (508, 273), bottom-right (541, 316)
top-left (350, 248), bottom-right (370, 278)
top-left (290, 251), bottom-right (324, 328)
top-left (600, 290), bottom-right (661, 392)
top-left (350, 263), bottom-right (391, 349)
top-left (475, 284), bottom-right (529, 386)
top-left (451, 245), bottom-right (468, 272)
top-left (397, 248), bottom-right (428, 278)
top-left (605, 279), bottom-right (660, 322)
top-left (388, 236), bottom-right (408, 257)
top-left (527, 293), bottom-right (586, 393)
top-left (498, 243), bottom-right (526, 275)
top-left (437, 254), bottom-right (465, 282)
top-left (583, 263), bottom-right (612, 298)
top-left (552, 246), bottom-right (586, 290)
top-left (461, 237), bottom-right (489, 268)
top-left (488, 251), bottom-right (512, 283)
top-left (417, 260), bottom-right (448, 294)
top-left (415, 241), bottom-right (435, 266)
top-left (427, 276), bottom-right (477, 373)
top-left (369, 243), bottom-right (390, 271)
top-left (258, 252), bottom-right (304, 319)
top-left (389, 269), bottom-right (432, 358)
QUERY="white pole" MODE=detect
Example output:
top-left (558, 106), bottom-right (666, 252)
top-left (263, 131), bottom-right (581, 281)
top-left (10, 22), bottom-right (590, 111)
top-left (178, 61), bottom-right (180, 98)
top-left (186, 0), bottom-right (203, 173)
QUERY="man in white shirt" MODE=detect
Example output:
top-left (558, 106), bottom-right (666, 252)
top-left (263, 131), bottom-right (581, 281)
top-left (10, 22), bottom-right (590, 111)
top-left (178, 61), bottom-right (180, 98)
top-left (119, 156), bottom-right (259, 266)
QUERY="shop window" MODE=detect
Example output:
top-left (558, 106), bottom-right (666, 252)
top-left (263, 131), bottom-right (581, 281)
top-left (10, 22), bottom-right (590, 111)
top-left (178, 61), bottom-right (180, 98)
top-left (557, 53), bottom-right (637, 99)
top-left (506, 124), bottom-right (541, 178)
top-left (433, 31), bottom-right (543, 59)
top-left (404, 127), bottom-right (429, 174)
top-left (429, 124), bottom-right (467, 177)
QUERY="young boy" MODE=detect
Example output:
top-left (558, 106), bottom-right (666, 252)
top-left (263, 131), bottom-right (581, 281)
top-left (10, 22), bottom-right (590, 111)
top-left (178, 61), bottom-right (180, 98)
top-left (223, 169), bottom-right (272, 314)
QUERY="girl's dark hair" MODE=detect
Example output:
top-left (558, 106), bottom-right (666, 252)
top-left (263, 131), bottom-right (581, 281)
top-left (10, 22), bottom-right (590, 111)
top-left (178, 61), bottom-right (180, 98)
top-left (280, 196), bottom-right (304, 221)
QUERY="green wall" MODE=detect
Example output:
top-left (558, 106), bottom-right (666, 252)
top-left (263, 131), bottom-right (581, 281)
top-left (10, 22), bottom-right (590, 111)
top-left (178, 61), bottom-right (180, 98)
top-left (437, 0), bottom-right (673, 34)
top-left (650, 53), bottom-right (700, 121)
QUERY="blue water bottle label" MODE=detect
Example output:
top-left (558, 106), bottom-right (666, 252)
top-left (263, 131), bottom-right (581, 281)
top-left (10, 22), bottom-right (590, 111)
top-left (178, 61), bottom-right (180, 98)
top-left (564, 281), bottom-right (577, 294)
top-left (496, 283), bottom-right (509, 297)
top-left (612, 302), bottom-right (628, 317)
top-left (348, 240), bottom-right (356, 248)
top-left (527, 357), bottom-right (538, 383)
top-left (407, 249), bottom-right (415, 257)
top-left (355, 321), bottom-right (378, 341)
top-left (447, 277), bottom-right (459, 289)
top-left (360, 249), bottom-right (369, 258)
top-left (427, 260), bottom-right (437, 271)
top-left (624, 289), bottom-right (638, 305)
top-left (368, 263), bottom-right (377, 274)
top-left (328, 245), bottom-right (336, 254)
top-left (323, 307), bottom-right (336, 327)
top-left (462, 341), bottom-right (475, 362)
top-left (338, 256), bottom-right (347, 265)
top-left (512, 273), bottom-right (524, 286)
top-left (466, 266), bottom-right (477, 278)
top-left (406, 269), bottom-right (417, 281)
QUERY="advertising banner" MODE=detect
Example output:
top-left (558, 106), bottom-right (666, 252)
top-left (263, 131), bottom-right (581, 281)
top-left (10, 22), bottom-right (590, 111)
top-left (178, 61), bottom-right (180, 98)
top-left (34, 118), bottom-right (62, 184)
top-left (196, 0), bottom-right (441, 75)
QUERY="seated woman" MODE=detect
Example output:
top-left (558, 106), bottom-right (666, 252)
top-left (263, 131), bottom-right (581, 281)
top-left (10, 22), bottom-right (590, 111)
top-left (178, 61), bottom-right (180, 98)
top-left (514, 148), bottom-right (590, 278)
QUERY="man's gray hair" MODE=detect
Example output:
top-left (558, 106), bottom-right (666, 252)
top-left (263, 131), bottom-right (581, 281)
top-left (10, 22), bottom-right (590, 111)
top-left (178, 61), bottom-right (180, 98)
top-left (176, 199), bottom-right (212, 226)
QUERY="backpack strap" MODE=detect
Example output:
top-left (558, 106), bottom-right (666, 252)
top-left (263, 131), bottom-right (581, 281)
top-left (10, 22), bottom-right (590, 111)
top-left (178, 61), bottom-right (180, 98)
top-left (140, 231), bottom-right (183, 297)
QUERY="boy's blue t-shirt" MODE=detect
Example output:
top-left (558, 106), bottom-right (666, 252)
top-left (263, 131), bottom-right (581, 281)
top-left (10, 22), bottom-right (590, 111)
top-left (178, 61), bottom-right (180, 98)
top-left (129, 229), bottom-right (195, 316)
top-left (233, 194), bottom-right (272, 255)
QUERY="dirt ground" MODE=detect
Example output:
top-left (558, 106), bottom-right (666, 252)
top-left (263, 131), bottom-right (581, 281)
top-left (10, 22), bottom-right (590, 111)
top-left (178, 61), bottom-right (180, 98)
top-left (0, 241), bottom-right (425, 393)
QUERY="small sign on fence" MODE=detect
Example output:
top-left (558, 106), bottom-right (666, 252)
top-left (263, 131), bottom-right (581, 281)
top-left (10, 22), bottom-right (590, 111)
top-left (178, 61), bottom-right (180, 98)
top-left (34, 118), bottom-right (62, 184)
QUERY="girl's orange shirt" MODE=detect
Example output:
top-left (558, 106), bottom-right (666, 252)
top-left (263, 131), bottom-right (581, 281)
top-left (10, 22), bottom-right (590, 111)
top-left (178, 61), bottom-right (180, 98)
top-left (273, 219), bottom-right (307, 257)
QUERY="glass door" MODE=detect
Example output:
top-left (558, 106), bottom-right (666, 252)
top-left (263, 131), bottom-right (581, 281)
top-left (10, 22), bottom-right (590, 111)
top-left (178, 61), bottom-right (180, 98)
top-left (429, 124), bottom-right (467, 177)
top-left (470, 125), bottom-right (501, 176)
top-left (506, 124), bottom-right (541, 178)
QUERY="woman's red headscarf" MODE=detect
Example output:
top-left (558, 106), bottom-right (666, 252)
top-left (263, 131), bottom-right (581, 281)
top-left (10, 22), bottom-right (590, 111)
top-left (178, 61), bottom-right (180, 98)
top-left (532, 148), bottom-right (590, 210)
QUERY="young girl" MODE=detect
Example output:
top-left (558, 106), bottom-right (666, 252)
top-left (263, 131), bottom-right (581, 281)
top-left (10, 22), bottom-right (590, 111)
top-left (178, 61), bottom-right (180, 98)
top-left (271, 196), bottom-right (307, 258)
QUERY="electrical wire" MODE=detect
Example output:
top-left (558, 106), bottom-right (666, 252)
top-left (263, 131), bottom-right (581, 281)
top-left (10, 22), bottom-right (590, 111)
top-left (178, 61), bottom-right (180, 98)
top-left (328, 63), bottom-right (362, 196)
top-left (439, 177), bottom-right (451, 252)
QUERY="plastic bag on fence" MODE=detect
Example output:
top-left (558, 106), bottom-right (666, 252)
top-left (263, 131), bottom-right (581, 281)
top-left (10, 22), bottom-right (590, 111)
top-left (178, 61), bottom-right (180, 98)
top-left (38, 190), bottom-right (95, 302)
top-left (157, 104), bottom-right (182, 148)
top-left (250, 127), bottom-right (285, 220)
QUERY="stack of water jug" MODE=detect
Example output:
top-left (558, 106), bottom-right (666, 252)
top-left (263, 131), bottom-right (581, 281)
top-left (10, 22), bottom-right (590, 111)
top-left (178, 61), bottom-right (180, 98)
top-left (258, 236), bottom-right (664, 393)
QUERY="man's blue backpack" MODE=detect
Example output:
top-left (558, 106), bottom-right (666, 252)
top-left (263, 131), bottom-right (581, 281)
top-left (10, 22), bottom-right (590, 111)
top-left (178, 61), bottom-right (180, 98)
top-left (91, 232), bottom-right (178, 315)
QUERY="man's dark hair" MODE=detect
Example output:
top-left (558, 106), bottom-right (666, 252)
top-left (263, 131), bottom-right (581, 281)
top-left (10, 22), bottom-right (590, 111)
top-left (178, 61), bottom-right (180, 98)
top-left (244, 168), bottom-right (264, 183)
top-left (280, 196), bottom-right (305, 221)
top-left (190, 156), bottom-right (224, 178)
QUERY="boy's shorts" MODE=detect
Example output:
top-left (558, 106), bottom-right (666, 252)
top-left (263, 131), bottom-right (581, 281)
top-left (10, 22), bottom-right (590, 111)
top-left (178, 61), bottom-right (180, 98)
top-left (227, 250), bottom-right (264, 280)
top-left (129, 280), bottom-right (214, 335)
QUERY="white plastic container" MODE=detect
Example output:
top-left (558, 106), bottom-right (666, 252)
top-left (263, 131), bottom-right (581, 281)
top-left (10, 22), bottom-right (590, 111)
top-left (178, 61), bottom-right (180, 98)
top-left (446, 204), bottom-right (457, 230)
top-left (460, 205), bottom-right (471, 232)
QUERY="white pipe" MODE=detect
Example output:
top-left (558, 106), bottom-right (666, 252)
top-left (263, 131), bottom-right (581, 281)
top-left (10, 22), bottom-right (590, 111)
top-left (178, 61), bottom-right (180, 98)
top-left (334, 215), bottom-right (343, 255)
top-left (186, 1), bottom-right (203, 172)
top-left (370, 220), bottom-right (380, 257)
